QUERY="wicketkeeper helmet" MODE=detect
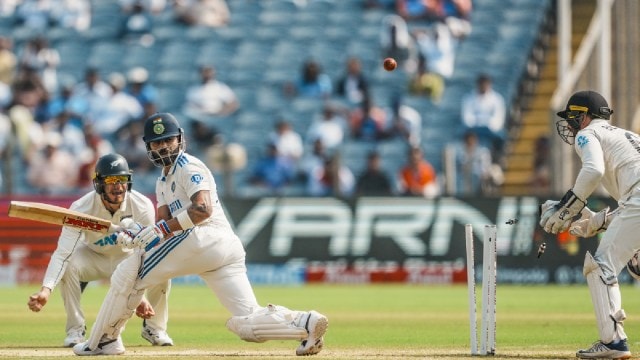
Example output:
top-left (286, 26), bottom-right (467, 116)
top-left (556, 90), bottom-right (613, 145)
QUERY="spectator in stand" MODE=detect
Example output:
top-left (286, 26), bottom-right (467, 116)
top-left (205, 133), bottom-right (247, 197)
top-left (335, 57), bottom-right (369, 107)
top-left (41, 108), bottom-right (87, 158)
top-left (76, 125), bottom-right (115, 191)
top-left (9, 65), bottom-right (49, 162)
top-left (380, 14), bottom-right (415, 72)
top-left (269, 119), bottom-right (303, 163)
top-left (461, 73), bottom-right (506, 159)
top-left (431, 0), bottom-right (473, 38)
top-left (413, 22), bottom-right (456, 79)
top-left (285, 60), bottom-right (332, 99)
top-left (113, 117), bottom-right (153, 174)
top-left (307, 103), bottom-right (346, 153)
top-left (397, 146), bottom-right (439, 198)
top-left (27, 132), bottom-right (79, 194)
top-left (174, 0), bottom-right (230, 28)
top-left (125, 66), bottom-right (157, 108)
top-left (385, 96), bottom-right (422, 147)
top-left (248, 143), bottom-right (296, 195)
top-left (408, 54), bottom-right (444, 103)
top-left (93, 72), bottom-right (143, 140)
top-left (349, 95), bottom-right (388, 141)
top-left (46, 78), bottom-right (86, 129)
top-left (119, 0), bottom-right (167, 14)
top-left (0, 0), bottom-right (20, 16)
top-left (0, 36), bottom-right (17, 86)
top-left (16, 0), bottom-right (54, 31)
top-left (395, 0), bottom-right (434, 21)
top-left (20, 36), bottom-right (60, 97)
top-left (307, 153), bottom-right (355, 198)
top-left (448, 130), bottom-right (494, 196)
top-left (72, 67), bottom-right (113, 127)
top-left (396, 0), bottom-right (471, 28)
top-left (119, 0), bottom-right (155, 45)
top-left (182, 64), bottom-right (239, 124)
top-left (17, 0), bottom-right (91, 32)
top-left (355, 151), bottom-right (393, 196)
top-left (299, 138), bottom-right (327, 183)
top-left (50, 0), bottom-right (91, 31)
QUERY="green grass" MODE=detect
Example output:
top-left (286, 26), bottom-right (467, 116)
top-left (2, 284), bottom-right (640, 359)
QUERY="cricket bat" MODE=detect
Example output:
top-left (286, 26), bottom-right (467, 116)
top-left (8, 201), bottom-right (122, 233)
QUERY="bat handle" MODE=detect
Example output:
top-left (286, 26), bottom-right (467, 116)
top-left (109, 224), bottom-right (124, 233)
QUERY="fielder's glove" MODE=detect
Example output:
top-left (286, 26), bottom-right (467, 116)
top-left (131, 220), bottom-right (171, 251)
top-left (539, 189), bottom-right (587, 234)
top-left (569, 206), bottom-right (618, 238)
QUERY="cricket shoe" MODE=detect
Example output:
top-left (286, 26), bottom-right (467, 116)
top-left (576, 339), bottom-right (631, 359)
top-left (296, 311), bottom-right (328, 356)
top-left (63, 326), bottom-right (86, 347)
top-left (72, 336), bottom-right (125, 356)
top-left (141, 321), bottom-right (174, 346)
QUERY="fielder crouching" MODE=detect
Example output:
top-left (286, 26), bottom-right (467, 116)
top-left (73, 113), bottom-right (328, 356)
top-left (28, 153), bottom-right (173, 348)
top-left (540, 90), bottom-right (640, 360)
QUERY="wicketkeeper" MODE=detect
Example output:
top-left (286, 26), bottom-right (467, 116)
top-left (540, 90), bottom-right (640, 359)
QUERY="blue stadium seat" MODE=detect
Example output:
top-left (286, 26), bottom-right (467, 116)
top-left (156, 86), bottom-right (187, 113)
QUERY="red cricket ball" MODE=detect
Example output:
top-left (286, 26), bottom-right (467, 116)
top-left (383, 57), bottom-right (397, 71)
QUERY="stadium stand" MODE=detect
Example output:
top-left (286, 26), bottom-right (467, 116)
top-left (0, 0), bottom-right (552, 197)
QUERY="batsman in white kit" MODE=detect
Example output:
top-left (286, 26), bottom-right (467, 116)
top-left (540, 90), bottom-right (640, 359)
top-left (27, 153), bottom-right (174, 347)
top-left (73, 113), bottom-right (328, 356)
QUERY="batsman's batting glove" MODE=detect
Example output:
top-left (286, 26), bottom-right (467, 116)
top-left (539, 189), bottom-right (587, 234)
top-left (132, 220), bottom-right (171, 251)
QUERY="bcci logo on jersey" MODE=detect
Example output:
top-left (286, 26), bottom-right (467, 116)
top-left (191, 174), bottom-right (204, 184)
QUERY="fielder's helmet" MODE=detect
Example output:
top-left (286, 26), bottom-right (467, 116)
top-left (142, 112), bottom-right (185, 167)
top-left (555, 90), bottom-right (613, 145)
top-left (557, 90), bottom-right (613, 121)
top-left (93, 153), bottom-right (132, 194)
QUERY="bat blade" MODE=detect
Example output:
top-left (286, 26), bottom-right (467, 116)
top-left (8, 201), bottom-right (119, 233)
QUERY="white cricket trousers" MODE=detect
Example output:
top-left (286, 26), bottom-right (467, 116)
top-left (594, 194), bottom-right (640, 277)
top-left (135, 225), bottom-right (260, 317)
top-left (61, 244), bottom-right (170, 333)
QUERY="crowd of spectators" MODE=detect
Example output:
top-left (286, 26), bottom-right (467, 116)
top-left (0, 0), bottom-right (516, 198)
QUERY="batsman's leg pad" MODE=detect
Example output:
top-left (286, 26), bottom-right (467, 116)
top-left (226, 304), bottom-right (308, 342)
top-left (583, 251), bottom-right (628, 343)
top-left (87, 250), bottom-right (145, 350)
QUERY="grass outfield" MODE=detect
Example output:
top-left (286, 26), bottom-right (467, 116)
top-left (2, 284), bottom-right (640, 359)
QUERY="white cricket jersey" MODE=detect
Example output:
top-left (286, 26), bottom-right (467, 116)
top-left (42, 190), bottom-right (155, 290)
top-left (573, 119), bottom-right (640, 201)
top-left (155, 152), bottom-right (234, 233)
